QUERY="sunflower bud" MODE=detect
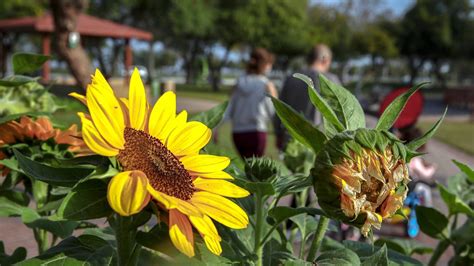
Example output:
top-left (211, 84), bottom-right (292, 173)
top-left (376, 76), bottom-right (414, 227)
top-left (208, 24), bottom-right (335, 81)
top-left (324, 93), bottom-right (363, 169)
top-left (245, 157), bottom-right (278, 181)
top-left (313, 128), bottom-right (410, 236)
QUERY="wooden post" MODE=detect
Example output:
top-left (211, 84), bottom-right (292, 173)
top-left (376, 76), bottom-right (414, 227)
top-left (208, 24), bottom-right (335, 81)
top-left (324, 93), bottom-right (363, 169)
top-left (124, 38), bottom-right (132, 76)
top-left (41, 33), bottom-right (51, 82)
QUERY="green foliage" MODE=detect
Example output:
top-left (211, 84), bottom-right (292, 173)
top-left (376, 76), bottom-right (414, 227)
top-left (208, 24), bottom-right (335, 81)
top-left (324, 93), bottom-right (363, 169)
top-left (294, 74), bottom-right (344, 132)
top-left (319, 74), bottom-right (366, 132)
top-left (0, 241), bottom-right (27, 265)
top-left (271, 96), bottom-right (327, 153)
top-left (12, 53), bottom-right (50, 75)
top-left (376, 82), bottom-right (428, 130)
top-left (13, 149), bottom-right (95, 187)
top-left (57, 179), bottom-right (112, 221)
top-left (416, 206), bottom-right (450, 239)
top-left (19, 235), bottom-right (115, 265)
top-left (190, 101), bottom-right (228, 129)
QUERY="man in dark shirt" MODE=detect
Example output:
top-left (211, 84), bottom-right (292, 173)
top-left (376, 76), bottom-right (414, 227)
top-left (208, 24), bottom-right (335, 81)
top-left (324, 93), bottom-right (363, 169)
top-left (275, 44), bottom-right (341, 150)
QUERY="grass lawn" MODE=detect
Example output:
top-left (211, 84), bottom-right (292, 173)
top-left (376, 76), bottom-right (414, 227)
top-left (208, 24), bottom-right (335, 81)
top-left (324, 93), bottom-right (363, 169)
top-left (418, 120), bottom-right (474, 155)
top-left (175, 83), bottom-right (230, 103)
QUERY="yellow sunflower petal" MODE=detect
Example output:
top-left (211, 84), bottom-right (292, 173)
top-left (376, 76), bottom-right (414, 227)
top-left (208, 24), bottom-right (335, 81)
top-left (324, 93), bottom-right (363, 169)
top-left (86, 84), bottom-right (125, 149)
top-left (107, 171), bottom-right (150, 216)
top-left (190, 191), bottom-right (248, 229)
top-left (129, 68), bottom-right (148, 130)
top-left (69, 92), bottom-right (87, 105)
top-left (118, 98), bottom-right (130, 127)
top-left (189, 215), bottom-right (220, 240)
top-left (203, 235), bottom-right (222, 256)
top-left (193, 178), bottom-right (249, 198)
top-left (169, 210), bottom-right (195, 257)
top-left (146, 186), bottom-right (202, 217)
top-left (91, 69), bottom-right (114, 93)
top-left (148, 91), bottom-right (176, 141)
top-left (194, 171), bottom-right (234, 180)
top-left (78, 112), bottom-right (118, 156)
top-left (175, 110), bottom-right (188, 126)
top-left (167, 122), bottom-right (211, 156)
top-left (181, 154), bottom-right (230, 174)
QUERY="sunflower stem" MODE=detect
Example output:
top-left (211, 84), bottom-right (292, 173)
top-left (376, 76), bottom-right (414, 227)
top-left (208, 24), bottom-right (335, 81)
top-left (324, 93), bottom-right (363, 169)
top-left (254, 194), bottom-right (265, 266)
top-left (306, 216), bottom-right (329, 262)
top-left (113, 215), bottom-right (139, 266)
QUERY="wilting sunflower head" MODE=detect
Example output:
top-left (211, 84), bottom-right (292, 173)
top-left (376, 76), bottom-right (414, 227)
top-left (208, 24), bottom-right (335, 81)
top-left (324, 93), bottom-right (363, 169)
top-left (313, 128), bottom-right (410, 236)
top-left (70, 69), bottom-right (250, 258)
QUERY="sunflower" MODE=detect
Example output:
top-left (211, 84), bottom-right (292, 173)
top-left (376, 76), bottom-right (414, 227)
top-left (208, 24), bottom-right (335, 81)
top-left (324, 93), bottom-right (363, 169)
top-left (0, 116), bottom-right (88, 175)
top-left (70, 69), bottom-right (249, 257)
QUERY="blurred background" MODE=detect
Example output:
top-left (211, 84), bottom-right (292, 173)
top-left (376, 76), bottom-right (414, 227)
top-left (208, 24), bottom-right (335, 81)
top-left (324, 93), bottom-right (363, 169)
top-left (0, 0), bottom-right (473, 260)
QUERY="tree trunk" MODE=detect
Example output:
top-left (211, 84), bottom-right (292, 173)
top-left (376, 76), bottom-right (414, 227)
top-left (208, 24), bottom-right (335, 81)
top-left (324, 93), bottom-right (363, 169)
top-left (408, 57), bottom-right (425, 86)
top-left (207, 46), bottom-right (230, 92)
top-left (147, 41), bottom-right (155, 84)
top-left (50, 0), bottom-right (92, 90)
top-left (110, 40), bottom-right (123, 77)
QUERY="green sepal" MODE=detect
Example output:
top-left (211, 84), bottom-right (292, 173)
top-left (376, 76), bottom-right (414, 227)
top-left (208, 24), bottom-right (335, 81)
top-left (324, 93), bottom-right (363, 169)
top-left (376, 82), bottom-right (428, 130)
top-left (354, 129), bottom-right (377, 150)
top-left (319, 74), bottom-right (366, 130)
top-left (407, 107), bottom-right (447, 151)
top-left (293, 73), bottom-right (345, 132)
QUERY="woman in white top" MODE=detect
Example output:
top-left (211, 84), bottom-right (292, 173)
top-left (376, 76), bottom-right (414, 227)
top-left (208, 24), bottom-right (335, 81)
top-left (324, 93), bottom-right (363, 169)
top-left (228, 48), bottom-right (277, 158)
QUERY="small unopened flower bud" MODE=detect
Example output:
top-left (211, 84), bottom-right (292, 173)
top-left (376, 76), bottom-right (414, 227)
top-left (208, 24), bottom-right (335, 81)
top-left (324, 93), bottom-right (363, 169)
top-left (245, 157), bottom-right (278, 181)
top-left (313, 129), bottom-right (410, 236)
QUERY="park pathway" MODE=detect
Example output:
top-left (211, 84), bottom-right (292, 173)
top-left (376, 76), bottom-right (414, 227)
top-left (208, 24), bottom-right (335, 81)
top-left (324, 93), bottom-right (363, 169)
top-left (1, 96), bottom-right (473, 261)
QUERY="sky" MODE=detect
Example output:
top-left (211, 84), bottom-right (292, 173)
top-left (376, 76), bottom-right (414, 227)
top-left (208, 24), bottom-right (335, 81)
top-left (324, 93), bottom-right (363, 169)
top-left (312, 0), bottom-right (415, 17)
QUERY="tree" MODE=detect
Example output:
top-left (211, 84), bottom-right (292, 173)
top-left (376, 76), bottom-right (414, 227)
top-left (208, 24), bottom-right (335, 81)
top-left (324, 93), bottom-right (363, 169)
top-left (397, 0), bottom-right (472, 85)
top-left (352, 24), bottom-right (398, 78)
top-left (0, 0), bottom-right (47, 77)
top-left (50, 0), bottom-right (92, 89)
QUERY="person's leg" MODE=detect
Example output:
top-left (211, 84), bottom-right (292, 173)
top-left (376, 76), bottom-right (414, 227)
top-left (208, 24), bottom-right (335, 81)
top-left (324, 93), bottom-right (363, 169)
top-left (255, 132), bottom-right (267, 157)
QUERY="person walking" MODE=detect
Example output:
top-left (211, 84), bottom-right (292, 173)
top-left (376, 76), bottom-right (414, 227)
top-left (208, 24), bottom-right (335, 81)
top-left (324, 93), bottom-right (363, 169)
top-left (228, 48), bottom-right (277, 158)
top-left (275, 44), bottom-right (341, 150)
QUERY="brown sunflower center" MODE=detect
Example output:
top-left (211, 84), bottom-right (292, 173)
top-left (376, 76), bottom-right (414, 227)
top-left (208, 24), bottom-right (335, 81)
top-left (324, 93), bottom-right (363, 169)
top-left (117, 127), bottom-right (194, 200)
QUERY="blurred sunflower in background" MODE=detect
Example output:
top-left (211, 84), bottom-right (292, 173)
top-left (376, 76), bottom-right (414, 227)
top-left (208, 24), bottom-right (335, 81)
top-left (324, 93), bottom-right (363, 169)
top-left (0, 116), bottom-right (87, 175)
top-left (70, 69), bottom-right (249, 257)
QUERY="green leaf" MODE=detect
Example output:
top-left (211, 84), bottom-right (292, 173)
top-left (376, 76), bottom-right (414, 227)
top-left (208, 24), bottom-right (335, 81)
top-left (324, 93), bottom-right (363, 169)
top-left (191, 101), bottom-right (228, 129)
top-left (293, 73), bottom-right (345, 132)
top-left (361, 244), bottom-right (388, 266)
top-left (271, 96), bottom-right (327, 153)
top-left (21, 208), bottom-right (79, 238)
top-left (374, 238), bottom-right (433, 256)
top-left (241, 181), bottom-right (275, 197)
top-left (319, 74), bottom-right (365, 130)
top-left (438, 183), bottom-right (474, 216)
top-left (406, 107), bottom-right (447, 151)
top-left (12, 53), bottom-right (50, 74)
top-left (18, 235), bottom-right (114, 266)
top-left (0, 196), bottom-right (28, 217)
top-left (316, 248), bottom-right (361, 265)
top-left (0, 75), bottom-right (38, 86)
top-left (268, 206), bottom-right (324, 225)
top-left (0, 241), bottom-right (27, 265)
top-left (376, 82), bottom-right (428, 130)
top-left (0, 189), bottom-right (29, 206)
top-left (343, 240), bottom-right (423, 265)
top-left (13, 149), bottom-right (94, 187)
top-left (57, 179), bottom-right (112, 220)
top-left (0, 112), bottom-right (50, 125)
top-left (452, 160), bottom-right (474, 182)
top-left (415, 206), bottom-right (449, 239)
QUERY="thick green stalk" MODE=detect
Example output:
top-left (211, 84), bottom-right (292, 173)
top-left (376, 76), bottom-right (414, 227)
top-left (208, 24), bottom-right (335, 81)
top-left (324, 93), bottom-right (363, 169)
top-left (33, 228), bottom-right (49, 254)
top-left (306, 216), bottom-right (329, 262)
top-left (114, 215), bottom-right (139, 266)
top-left (254, 195), bottom-right (264, 266)
top-left (428, 239), bottom-right (450, 266)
